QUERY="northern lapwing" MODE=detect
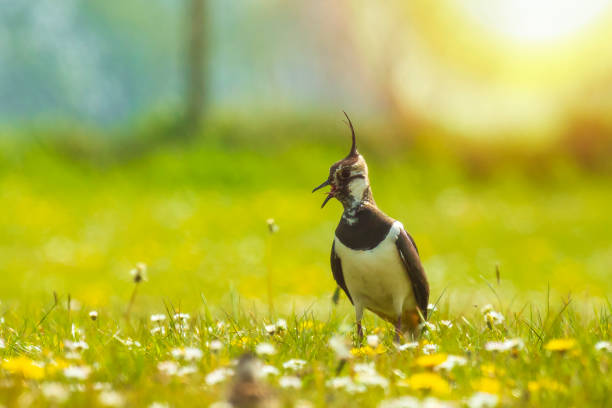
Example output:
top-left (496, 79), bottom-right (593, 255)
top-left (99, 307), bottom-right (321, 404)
top-left (313, 113), bottom-right (429, 341)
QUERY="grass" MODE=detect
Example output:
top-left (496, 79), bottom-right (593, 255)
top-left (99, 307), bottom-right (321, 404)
top-left (0, 293), bottom-right (610, 407)
top-left (1, 126), bottom-right (611, 406)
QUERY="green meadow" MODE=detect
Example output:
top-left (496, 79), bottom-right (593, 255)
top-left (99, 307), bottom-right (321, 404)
top-left (1, 123), bottom-right (611, 407)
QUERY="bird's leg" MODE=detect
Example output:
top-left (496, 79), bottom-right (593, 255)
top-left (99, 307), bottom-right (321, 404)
top-left (355, 304), bottom-right (364, 344)
top-left (394, 317), bottom-right (402, 344)
top-left (357, 322), bottom-right (364, 340)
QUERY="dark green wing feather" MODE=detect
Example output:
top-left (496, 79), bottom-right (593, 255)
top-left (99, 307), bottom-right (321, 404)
top-left (395, 229), bottom-right (429, 319)
top-left (331, 241), bottom-right (353, 304)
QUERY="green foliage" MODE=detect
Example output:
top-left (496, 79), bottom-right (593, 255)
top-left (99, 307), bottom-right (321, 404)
top-left (0, 126), bottom-right (611, 406)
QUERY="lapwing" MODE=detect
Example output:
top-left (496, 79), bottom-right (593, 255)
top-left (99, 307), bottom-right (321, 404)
top-left (313, 113), bottom-right (429, 341)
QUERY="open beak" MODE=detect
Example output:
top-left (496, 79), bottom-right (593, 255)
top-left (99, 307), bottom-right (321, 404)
top-left (312, 179), bottom-right (335, 208)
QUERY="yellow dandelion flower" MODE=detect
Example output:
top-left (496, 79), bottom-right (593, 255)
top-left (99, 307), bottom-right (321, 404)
top-left (473, 378), bottom-right (501, 394)
top-left (350, 344), bottom-right (386, 357)
top-left (46, 358), bottom-right (70, 375)
top-left (2, 357), bottom-right (45, 380)
top-left (528, 378), bottom-right (566, 393)
top-left (544, 338), bottom-right (576, 352)
top-left (480, 364), bottom-right (502, 377)
top-left (405, 372), bottom-right (450, 394)
top-left (416, 353), bottom-right (448, 368)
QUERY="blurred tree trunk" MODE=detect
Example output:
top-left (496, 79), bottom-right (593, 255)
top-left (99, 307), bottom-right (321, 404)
top-left (185, 0), bottom-right (207, 137)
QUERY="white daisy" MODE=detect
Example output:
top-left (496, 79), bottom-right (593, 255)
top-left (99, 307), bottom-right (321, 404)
top-left (98, 390), bottom-right (124, 407)
top-left (328, 335), bottom-right (352, 360)
top-left (282, 359), bottom-right (307, 371)
top-left (422, 344), bottom-right (439, 355)
top-left (209, 339), bottom-right (223, 351)
top-left (259, 365), bottom-right (280, 377)
top-left (279, 375), bottom-right (302, 389)
top-left (366, 334), bottom-right (380, 348)
top-left (435, 355), bottom-right (467, 371)
top-left (64, 340), bottom-right (89, 352)
top-left (485, 338), bottom-right (524, 352)
top-left (41, 382), bottom-right (70, 403)
top-left (150, 314), bottom-right (166, 323)
top-left (396, 342), bottom-right (419, 351)
top-left (157, 361), bottom-right (179, 376)
top-left (595, 341), bottom-right (612, 352)
top-left (466, 392), bottom-right (498, 408)
top-left (64, 365), bottom-right (92, 380)
top-left (255, 342), bottom-right (277, 356)
top-left (205, 368), bottom-right (234, 385)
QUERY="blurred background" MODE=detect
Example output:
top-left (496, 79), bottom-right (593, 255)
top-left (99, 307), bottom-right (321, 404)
top-left (1, 0), bottom-right (611, 314)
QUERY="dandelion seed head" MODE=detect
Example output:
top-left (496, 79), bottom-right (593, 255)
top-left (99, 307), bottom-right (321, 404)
top-left (266, 218), bottom-right (279, 234)
top-left (130, 262), bottom-right (147, 283)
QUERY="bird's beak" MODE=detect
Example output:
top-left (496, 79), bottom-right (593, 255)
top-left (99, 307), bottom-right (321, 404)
top-left (312, 179), bottom-right (334, 208)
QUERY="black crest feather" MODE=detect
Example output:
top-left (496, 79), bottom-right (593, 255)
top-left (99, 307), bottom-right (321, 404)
top-left (343, 111), bottom-right (358, 157)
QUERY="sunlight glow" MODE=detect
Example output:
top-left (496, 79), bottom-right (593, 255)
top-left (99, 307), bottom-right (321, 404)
top-left (455, 0), bottom-right (612, 45)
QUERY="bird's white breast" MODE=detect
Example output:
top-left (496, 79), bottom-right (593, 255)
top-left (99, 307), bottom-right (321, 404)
top-left (334, 221), bottom-right (415, 320)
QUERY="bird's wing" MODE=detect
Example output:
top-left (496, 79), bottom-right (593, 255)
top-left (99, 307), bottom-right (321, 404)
top-left (395, 228), bottom-right (429, 319)
top-left (331, 240), bottom-right (353, 304)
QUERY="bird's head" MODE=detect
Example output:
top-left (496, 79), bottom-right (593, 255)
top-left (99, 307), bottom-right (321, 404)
top-left (313, 112), bottom-right (372, 210)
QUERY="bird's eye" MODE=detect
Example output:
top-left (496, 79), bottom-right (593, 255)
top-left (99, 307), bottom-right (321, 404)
top-left (340, 169), bottom-right (351, 179)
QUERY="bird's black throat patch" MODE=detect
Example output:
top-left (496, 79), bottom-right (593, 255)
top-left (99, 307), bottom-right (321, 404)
top-left (335, 205), bottom-right (395, 250)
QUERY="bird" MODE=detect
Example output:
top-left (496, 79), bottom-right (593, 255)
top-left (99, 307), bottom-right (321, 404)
top-left (313, 112), bottom-right (429, 342)
top-left (228, 353), bottom-right (278, 408)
